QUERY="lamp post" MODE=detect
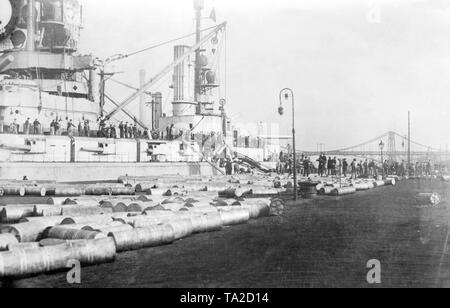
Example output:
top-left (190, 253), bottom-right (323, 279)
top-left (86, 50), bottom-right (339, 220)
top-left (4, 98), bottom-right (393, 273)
top-left (279, 88), bottom-right (298, 201)
top-left (379, 140), bottom-right (385, 179)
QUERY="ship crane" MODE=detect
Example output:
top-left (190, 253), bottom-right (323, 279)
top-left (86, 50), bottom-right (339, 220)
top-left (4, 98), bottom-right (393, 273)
top-left (94, 54), bottom-right (151, 129)
top-left (104, 21), bottom-right (227, 131)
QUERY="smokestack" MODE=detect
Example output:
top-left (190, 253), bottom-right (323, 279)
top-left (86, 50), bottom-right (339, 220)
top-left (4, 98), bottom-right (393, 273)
top-left (172, 45), bottom-right (195, 116)
top-left (26, 0), bottom-right (36, 52)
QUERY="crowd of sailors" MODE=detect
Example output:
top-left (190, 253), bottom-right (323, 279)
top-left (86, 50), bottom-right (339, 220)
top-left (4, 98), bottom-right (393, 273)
top-left (4, 117), bottom-right (191, 141)
top-left (277, 152), bottom-right (437, 179)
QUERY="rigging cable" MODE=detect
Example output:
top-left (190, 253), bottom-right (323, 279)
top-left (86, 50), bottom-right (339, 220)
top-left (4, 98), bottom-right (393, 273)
top-left (116, 25), bottom-right (219, 60)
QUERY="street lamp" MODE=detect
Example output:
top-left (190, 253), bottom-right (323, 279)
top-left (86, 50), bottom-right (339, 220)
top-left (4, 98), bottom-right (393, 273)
top-left (279, 88), bottom-right (298, 201)
top-left (379, 140), bottom-right (385, 179)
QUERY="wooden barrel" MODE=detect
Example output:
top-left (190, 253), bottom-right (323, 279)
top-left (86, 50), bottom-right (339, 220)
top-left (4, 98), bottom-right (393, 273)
top-left (374, 180), bottom-right (385, 188)
top-left (21, 186), bottom-right (47, 197)
top-left (0, 245), bottom-right (72, 278)
top-left (127, 201), bottom-right (148, 213)
top-left (0, 234), bottom-right (19, 251)
top-left (318, 186), bottom-right (334, 195)
top-left (135, 182), bottom-right (156, 193)
top-left (167, 219), bottom-right (194, 240)
top-left (54, 187), bottom-right (84, 197)
top-left (118, 176), bottom-right (159, 184)
top-left (384, 178), bottom-right (396, 186)
top-left (146, 188), bottom-right (169, 196)
top-left (218, 188), bottom-right (245, 199)
top-left (46, 226), bottom-right (107, 240)
top-left (128, 215), bottom-right (168, 228)
top-left (34, 205), bottom-right (63, 217)
top-left (59, 224), bottom-right (93, 231)
top-left (219, 208), bottom-right (250, 226)
top-left (237, 185), bottom-right (280, 196)
top-left (142, 210), bottom-right (177, 218)
top-left (0, 238), bottom-right (116, 278)
top-left (20, 216), bottom-right (67, 225)
top-left (84, 186), bottom-right (112, 196)
top-left (4, 221), bottom-right (50, 242)
top-left (161, 203), bottom-right (185, 212)
top-left (8, 242), bottom-right (41, 251)
top-left (1, 186), bottom-right (22, 196)
top-left (416, 193), bottom-right (441, 206)
top-left (46, 197), bottom-right (70, 205)
top-left (81, 221), bottom-right (123, 230)
top-left (331, 187), bottom-right (356, 196)
top-left (111, 212), bottom-right (140, 221)
top-left (190, 213), bottom-right (223, 233)
top-left (1, 205), bottom-right (36, 223)
top-left (96, 224), bottom-right (133, 234)
top-left (110, 187), bottom-right (135, 196)
top-left (353, 183), bottom-right (370, 191)
top-left (100, 201), bottom-right (127, 212)
top-left (212, 199), bottom-right (229, 207)
top-left (60, 215), bottom-right (113, 225)
top-left (185, 205), bottom-right (218, 214)
top-left (58, 238), bottom-right (117, 266)
top-left (39, 238), bottom-right (68, 247)
top-left (240, 202), bottom-right (271, 219)
top-left (60, 205), bottom-right (111, 217)
top-left (137, 195), bottom-right (150, 202)
top-left (69, 198), bottom-right (100, 207)
top-left (161, 197), bottom-right (185, 205)
top-left (181, 184), bottom-right (208, 192)
top-left (108, 224), bottom-right (175, 252)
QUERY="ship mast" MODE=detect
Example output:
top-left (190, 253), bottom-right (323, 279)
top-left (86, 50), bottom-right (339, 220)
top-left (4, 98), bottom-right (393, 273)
top-left (194, 0), bottom-right (204, 105)
top-left (26, 0), bottom-right (36, 52)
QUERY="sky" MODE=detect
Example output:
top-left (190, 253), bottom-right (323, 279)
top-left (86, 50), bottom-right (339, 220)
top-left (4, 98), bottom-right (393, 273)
top-left (77, 0), bottom-right (450, 151)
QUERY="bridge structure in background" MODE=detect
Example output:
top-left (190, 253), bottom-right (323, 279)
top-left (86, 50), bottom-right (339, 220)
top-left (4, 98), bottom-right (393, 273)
top-left (300, 131), bottom-right (450, 164)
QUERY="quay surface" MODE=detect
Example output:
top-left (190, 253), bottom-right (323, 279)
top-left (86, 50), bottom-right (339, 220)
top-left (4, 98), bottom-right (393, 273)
top-left (2, 178), bottom-right (449, 288)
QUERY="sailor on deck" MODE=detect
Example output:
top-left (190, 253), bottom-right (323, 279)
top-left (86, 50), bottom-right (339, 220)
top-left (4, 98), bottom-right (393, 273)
top-left (24, 118), bottom-right (31, 135)
top-left (33, 119), bottom-right (40, 135)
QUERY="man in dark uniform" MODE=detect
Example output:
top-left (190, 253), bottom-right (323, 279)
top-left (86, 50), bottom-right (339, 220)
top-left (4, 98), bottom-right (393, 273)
top-left (99, 117), bottom-right (106, 137)
top-left (225, 158), bottom-right (233, 175)
top-left (84, 120), bottom-right (90, 137)
top-left (332, 157), bottom-right (337, 176)
top-left (119, 122), bottom-right (124, 138)
top-left (327, 157), bottom-right (332, 176)
top-left (24, 118), bottom-right (31, 135)
top-left (342, 158), bottom-right (348, 177)
top-left (132, 124), bottom-right (138, 139)
top-left (124, 122), bottom-right (129, 138)
top-left (78, 121), bottom-right (83, 136)
top-left (128, 125), bottom-right (133, 139)
top-left (33, 119), bottom-right (40, 135)
top-left (109, 124), bottom-right (115, 138)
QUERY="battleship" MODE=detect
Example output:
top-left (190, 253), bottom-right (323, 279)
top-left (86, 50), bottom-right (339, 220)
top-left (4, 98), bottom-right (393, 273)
top-left (0, 0), bottom-right (278, 182)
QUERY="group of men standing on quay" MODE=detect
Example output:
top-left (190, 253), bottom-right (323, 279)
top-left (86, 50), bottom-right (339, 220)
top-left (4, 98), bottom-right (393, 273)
top-left (277, 151), bottom-right (432, 179)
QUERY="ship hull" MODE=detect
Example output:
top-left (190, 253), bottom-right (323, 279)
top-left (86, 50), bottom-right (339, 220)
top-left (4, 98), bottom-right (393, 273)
top-left (0, 161), bottom-right (218, 182)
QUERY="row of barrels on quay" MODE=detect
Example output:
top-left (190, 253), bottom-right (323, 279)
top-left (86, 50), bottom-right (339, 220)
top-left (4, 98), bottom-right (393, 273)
top-left (0, 174), bottom-right (287, 278)
top-left (304, 174), bottom-right (444, 206)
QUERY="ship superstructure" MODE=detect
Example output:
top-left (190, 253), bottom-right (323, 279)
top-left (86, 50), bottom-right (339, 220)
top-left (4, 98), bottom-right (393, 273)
top-left (0, 0), bottom-right (277, 181)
